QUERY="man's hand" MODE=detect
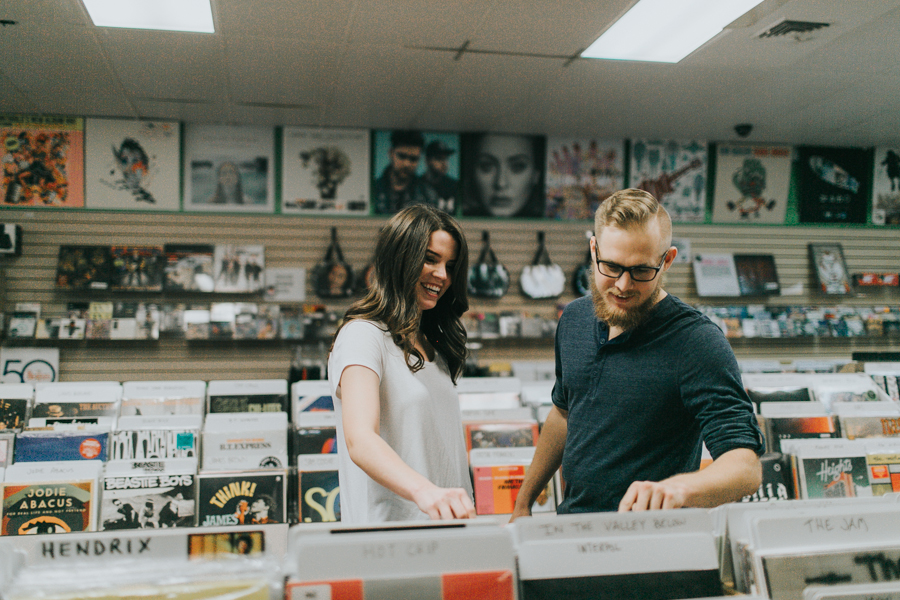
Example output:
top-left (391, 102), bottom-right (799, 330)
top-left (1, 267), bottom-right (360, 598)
top-left (618, 479), bottom-right (690, 511)
top-left (411, 485), bottom-right (476, 520)
top-left (618, 448), bottom-right (762, 511)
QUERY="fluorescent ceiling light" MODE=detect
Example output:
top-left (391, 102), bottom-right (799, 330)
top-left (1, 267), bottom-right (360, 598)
top-left (82, 0), bottom-right (215, 33)
top-left (582, 0), bottom-right (763, 63)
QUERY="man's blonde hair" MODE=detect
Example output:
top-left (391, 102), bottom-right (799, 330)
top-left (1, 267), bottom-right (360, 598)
top-left (594, 188), bottom-right (672, 251)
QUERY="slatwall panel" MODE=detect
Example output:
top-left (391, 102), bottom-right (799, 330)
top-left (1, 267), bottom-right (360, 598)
top-left (1, 209), bottom-right (899, 381)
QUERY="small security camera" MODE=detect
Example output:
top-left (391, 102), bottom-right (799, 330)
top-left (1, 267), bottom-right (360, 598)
top-left (734, 123), bottom-right (753, 138)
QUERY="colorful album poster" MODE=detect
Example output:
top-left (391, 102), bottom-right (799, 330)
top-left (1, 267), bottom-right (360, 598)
top-left (629, 139), bottom-right (707, 223)
top-left (183, 124), bottom-right (275, 213)
top-left (84, 118), bottom-right (180, 211)
top-left (1, 480), bottom-right (94, 534)
top-left (545, 138), bottom-right (623, 220)
top-left (196, 470), bottom-right (285, 527)
top-left (0, 114), bottom-right (84, 208)
top-left (282, 127), bottom-right (370, 214)
top-left (872, 146), bottom-right (900, 225)
top-left (796, 146), bottom-right (872, 224)
top-left (461, 132), bottom-right (545, 218)
top-left (372, 130), bottom-right (461, 215)
top-left (712, 144), bottom-right (792, 224)
top-left (101, 472), bottom-right (196, 530)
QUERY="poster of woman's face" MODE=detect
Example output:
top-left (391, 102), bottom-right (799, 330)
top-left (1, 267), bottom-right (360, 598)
top-left (183, 124), bottom-right (275, 213)
top-left (462, 133), bottom-right (546, 218)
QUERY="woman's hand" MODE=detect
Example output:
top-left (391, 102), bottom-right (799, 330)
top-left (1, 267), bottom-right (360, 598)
top-left (411, 483), bottom-right (476, 520)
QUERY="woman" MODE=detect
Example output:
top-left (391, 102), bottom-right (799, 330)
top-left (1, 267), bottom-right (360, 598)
top-left (328, 204), bottom-right (475, 523)
top-left (463, 133), bottom-right (545, 218)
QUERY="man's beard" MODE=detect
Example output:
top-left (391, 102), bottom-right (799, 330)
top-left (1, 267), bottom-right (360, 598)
top-left (591, 276), bottom-right (661, 331)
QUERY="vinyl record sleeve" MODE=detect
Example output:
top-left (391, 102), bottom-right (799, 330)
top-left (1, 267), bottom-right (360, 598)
top-left (796, 146), bottom-right (872, 224)
top-left (196, 469), bottom-right (286, 527)
top-left (282, 126), bottom-right (370, 214)
top-left (298, 466), bottom-right (341, 524)
top-left (761, 546), bottom-right (900, 600)
top-left (109, 245), bottom-right (165, 291)
top-left (163, 244), bottom-right (216, 292)
top-left (55, 245), bottom-right (111, 290)
top-left (872, 146), bottom-right (900, 225)
top-left (183, 124), bottom-right (275, 213)
top-left (712, 144), bottom-right (791, 224)
top-left (84, 117), bottom-right (180, 211)
top-left (100, 471), bottom-right (196, 530)
top-left (213, 245), bottom-right (265, 294)
top-left (0, 114), bottom-right (84, 208)
top-left (1, 479), bottom-right (95, 534)
top-left (285, 571), bottom-right (515, 600)
top-left (545, 137), bottom-right (623, 220)
top-left (629, 139), bottom-right (707, 223)
top-left (108, 429), bottom-right (199, 460)
top-left (372, 129), bottom-right (461, 215)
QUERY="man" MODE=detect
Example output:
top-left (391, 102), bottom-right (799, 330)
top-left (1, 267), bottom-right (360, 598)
top-left (372, 130), bottom-right (430, 214)
top-left (421, 140), bottom-right (459, 213)
top-left (511, 188), bottom-right (763, 518)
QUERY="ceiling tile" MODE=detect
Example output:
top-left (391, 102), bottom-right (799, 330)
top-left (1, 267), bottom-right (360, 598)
top-left (98, 28), bottom-right (228, 102)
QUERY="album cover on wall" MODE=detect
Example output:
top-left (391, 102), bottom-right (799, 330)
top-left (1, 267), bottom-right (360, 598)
top-left (545, 137), bottom-right (623, 220)
top-left (0, 114), bottom-right (84, 208)
top-left (110, 245), bottom-right (165, 292)
top-left (712, 144), bottom-right (791, 224)
top-left (213, 245), bottom-right (265, 293)
top-left (183, 124), bottom-right (275, 213)
top-left (282, 126), bottom-right (370, 214)
top-left (796, 145), bottom-right (872, 224)
top-left (163, 244), bottom-right (216, 292)
top-left (872, 146), bottom-right (900, 225)
top-left (629, 139), bottom-right (707, 223)
top-left (373, 130), bottom-right (461, 215)
top-left (84, 118), bottom-right (180, 211)
top-left (809, 242), bottom-right (852, 295)
top-left (461, 132), bottom-right (545, 218)
top-left (733, 254), bottom-right (780, 296)
top-left (56, 245), bottom-right (112, 290)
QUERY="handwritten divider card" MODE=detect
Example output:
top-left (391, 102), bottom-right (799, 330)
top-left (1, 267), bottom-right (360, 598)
top-left (803, 581), bottom-right (900, 599)
top-left (284, 521), bottom-right (517, 600)
top-left (512, 509), bottom-right (722, 600)
top-left (747, 503), bottom-right (900, 600)
top-left (721, 497), bottom-right (896, 594)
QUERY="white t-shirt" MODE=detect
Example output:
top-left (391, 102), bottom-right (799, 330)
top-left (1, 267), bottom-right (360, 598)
top-left (328, 319), bottom-right (473, 524)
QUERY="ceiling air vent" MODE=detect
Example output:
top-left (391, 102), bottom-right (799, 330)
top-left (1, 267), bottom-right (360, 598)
top-left (758, 19), bottom-right (830, 39)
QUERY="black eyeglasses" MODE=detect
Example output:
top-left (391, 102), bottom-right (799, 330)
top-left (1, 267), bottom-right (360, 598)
top-left (594, 251), bottom-right (668, 282)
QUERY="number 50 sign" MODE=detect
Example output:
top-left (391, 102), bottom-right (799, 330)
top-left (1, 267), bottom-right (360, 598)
top-left (0, 348), bottom-right (58, 383)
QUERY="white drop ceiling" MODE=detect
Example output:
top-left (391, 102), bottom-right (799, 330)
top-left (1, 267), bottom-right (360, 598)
top-left (2, 0), bottom-right (899, 146)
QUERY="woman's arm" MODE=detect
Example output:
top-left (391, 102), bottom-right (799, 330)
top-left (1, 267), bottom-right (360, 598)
top-left (339, 364), bottom-right (475, 520)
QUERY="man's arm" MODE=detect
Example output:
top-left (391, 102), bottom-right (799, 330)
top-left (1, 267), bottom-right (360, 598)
top-left (618, 447), bottom-right (761, 512)
top-left (509, 405), bottom-right (568, 522)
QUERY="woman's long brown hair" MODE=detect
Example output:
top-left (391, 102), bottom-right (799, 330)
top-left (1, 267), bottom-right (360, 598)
top-left (330, 204), bottom-right (470, 383)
